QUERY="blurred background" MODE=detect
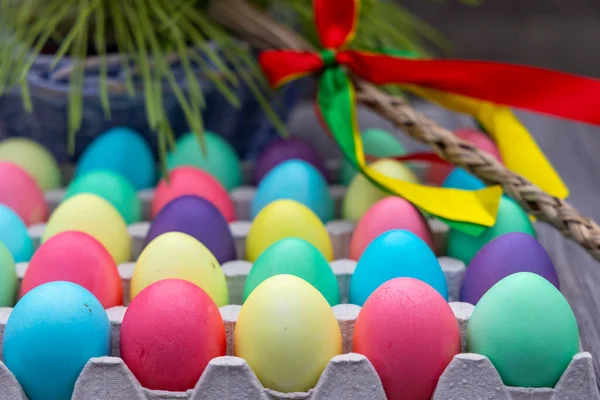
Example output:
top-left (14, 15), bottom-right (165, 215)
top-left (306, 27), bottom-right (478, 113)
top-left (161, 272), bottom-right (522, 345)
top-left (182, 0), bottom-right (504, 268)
top-left (400, 0), bottom-right (600, 76)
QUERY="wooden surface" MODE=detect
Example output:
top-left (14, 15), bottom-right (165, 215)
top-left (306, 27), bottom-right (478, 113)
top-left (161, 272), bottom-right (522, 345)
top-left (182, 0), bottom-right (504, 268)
top-left (289, 100), bottom-right (600, 386)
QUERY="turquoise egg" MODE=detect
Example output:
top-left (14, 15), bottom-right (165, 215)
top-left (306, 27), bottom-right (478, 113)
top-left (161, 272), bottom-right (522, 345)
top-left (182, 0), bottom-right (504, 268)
top-left (0, 204), bottom-right (33, 262)
top-left (75, 127), bottom-right (156, 190)
top-left (349, 230), bottom-right (447, 306)
top-left (3, 281), bottom-right (111, 400)
top-left (442, 168), bottom-right (485, 191)
top-left (251, 160), bottom-right (334, 222)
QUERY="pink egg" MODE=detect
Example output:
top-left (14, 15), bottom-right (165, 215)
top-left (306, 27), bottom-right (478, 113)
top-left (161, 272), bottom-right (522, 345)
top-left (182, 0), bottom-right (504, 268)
top-left (0, 161), bottom-right (48, 225)
top-left (152, 166), bottom-right (236, 222)
top-left (353, 278), bottom-right (460, 400)
top-left (20, 231), bottom-right (122, 308)
top-left (349, 197), bottom-right (434, 260)
top-left (426, 128), bottom-right (502, 185)
top-left (120, 279), bottom-right (226, 391)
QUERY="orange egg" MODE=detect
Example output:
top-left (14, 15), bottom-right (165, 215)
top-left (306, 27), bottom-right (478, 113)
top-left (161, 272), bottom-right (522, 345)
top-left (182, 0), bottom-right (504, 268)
top-left (349, 197), bottom-right (434, 260)
top-left (152, 166), bottom-right (236, 222)
top-left (353, 278), bottom-right (460, 400)
top-left (0, 161), bottom-right (48, 225)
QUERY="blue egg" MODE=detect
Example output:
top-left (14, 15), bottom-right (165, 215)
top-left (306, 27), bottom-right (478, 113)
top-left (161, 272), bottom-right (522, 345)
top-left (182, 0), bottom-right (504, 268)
top-left (349, 229), bottom-right (448, 305)
top-left (0, 204), bottom-right (33, 262)
top-left (251, 159), bottom-right (334, 222)
top-left (442, 168), bottom-right (485, 191)
top-left (2, 281), bottom-right (111, 400)
top-left (75, 127), bottom-right (156, 190)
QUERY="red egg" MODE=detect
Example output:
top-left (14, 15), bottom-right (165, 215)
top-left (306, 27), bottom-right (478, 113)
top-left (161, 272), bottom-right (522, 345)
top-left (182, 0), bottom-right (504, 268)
top-left (353, 278), bottom-right (460, 400)
top-left (120, 279), bottom-right (226, 391)
top-left (349, 197), bottom-right (434, 260)
top-left (0, 161), bottom-right (48, 225)
top-left (152, 166), bottom-right (236, 222)
top-left (20, 231), bottom-right (122, 308)
top-left (426, 128), bottom-right (502, 185)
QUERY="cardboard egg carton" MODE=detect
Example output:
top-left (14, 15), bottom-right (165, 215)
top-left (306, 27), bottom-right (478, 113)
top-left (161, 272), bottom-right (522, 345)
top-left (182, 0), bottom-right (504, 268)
top-left (0, 300), bottom-right (597, 400)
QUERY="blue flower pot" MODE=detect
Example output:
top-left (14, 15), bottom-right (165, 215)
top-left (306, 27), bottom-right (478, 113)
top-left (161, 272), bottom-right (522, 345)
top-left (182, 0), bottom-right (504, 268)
top-left (0, 53), bottom-right (303, 162)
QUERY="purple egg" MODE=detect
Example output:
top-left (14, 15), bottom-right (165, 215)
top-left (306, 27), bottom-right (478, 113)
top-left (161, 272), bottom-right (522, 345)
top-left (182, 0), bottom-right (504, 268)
top-left (144, 195), bottom-right (236, 263)
top-left (254, 138), bottom-right (329, 184)
top-left (460, 232), bottom-right (559, 305)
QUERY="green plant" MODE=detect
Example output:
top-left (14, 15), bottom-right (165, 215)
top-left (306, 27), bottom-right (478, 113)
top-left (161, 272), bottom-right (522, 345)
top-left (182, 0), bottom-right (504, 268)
top-left (0, 0), bottom-right (476, 170)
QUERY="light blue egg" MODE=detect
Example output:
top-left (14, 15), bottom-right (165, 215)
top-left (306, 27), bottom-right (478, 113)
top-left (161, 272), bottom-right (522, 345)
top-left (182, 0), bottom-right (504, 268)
top-left (349, 229), bottom-right (448, 305)
top-left (75, 127), bottom-right (156, 190)
top-left (2, 281), bottom-right (111, 400)
top-left (0, 204), bottom-right (33, 262)
top-left (442, 168), bottom-right (485, 191)
top-left (251, 159), bottom-right (334, 222)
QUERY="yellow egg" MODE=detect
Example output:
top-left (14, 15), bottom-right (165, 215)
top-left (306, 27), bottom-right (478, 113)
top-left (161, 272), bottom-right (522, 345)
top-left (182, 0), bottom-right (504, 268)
top-left (246, 200), bottom-right (333, 262)
top-left (0, 138), bottom-right (61, 190)
top-left (42, 193), bottom-right (131, 264)
top-left (235, 274), bottom-right (341, 392)
top-left (342, 158), bottom-right (418, 222)
top-left (131, 232), bottom-right (228, 306)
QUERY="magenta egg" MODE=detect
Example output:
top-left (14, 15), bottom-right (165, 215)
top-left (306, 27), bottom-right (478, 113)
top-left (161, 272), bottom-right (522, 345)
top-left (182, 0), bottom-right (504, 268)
top-left (349, 197), bottom-right (434, 260)
top-left (0, 162), bottom-right (48, 225)
top-left (460, 232), bottom-right (559, 305)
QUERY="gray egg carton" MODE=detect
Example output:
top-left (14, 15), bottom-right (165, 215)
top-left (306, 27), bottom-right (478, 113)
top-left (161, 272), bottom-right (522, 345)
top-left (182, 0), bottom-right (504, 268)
top-left (5, 161), bottom-right (597, 399)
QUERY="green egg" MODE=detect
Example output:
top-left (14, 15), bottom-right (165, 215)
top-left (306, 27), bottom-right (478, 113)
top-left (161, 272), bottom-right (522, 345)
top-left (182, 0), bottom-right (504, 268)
top-left (64, 170), bottom-right (141, 224)
top-left (339, 128), bottom-right (407, 186)
top-left (0, 138), bottom-right (61, 190)
top-left (0, 241), bottom-right (17, 307)
top-left (243, 238), bottom-right (340, 306)
top-left (446, 196), bottom-right (535, 264)
top-left (342, 158), bottom-right (418, 223)
top-left (167, 132), bottom-right (242, 191)
top-left (467, 272), bottom-right (579, 388)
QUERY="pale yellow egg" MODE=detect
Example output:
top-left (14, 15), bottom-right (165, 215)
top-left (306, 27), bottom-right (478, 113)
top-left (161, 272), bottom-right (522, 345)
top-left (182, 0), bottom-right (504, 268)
top-left (42, 194), bottom-right (131, 264)
top-left (342, 158), bottom-right (418, 222)
top-left (0, 138), bottom-right (61, 190)
top-left (235, 274), bottom-right (342, 393)
top-left (246, 199), bottom-right (333, 262)
top-left (131, 232), bottom-right (228, 306)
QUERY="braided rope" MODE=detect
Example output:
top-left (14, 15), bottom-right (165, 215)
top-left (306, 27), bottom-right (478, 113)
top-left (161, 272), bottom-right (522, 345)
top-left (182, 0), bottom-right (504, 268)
top-left (210, 0), bottom-right (600, 261)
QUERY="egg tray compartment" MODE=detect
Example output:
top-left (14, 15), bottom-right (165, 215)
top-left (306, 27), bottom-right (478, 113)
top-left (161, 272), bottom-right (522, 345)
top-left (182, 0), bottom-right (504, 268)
top-left (0, 300), bottom-right (597, 400)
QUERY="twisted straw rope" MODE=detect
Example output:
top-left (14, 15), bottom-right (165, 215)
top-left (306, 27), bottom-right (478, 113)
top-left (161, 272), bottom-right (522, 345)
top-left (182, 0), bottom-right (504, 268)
top-left (209, 0), bottom-right (600, 261)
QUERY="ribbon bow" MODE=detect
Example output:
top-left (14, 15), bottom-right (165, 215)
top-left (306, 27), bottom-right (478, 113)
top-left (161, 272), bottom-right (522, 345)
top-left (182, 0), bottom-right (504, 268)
top-left (260, 0), bottom-right (600, 235)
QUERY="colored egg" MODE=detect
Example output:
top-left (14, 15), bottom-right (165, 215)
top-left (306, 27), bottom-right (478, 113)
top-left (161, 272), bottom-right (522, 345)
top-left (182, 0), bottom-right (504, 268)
top-left (65, 169), bottom-right (141, 224)
top-left (0, 161), bottom-right (48, 225)
top-left (467, 272), bottom-right (579, 387)
top-left (251, 160), bottom-right (334, 223)
top-left (350, 230), bottom-right (447, 306)
top-left (42, 194), bottom-right (131, 264)
top-left (3, 281), bottom-right (111, 400)
top-left (235, 275), bottom-right (342, 392)
top-left (461, 233), bottom-right (559, 305)
top-left (0, 137), bottom-right (61, 190)
top-left (447, 196), bottom-right (536, 264)
top-left (145, 195), bottom-right (236, 264)
top-left (246, 199), bottom-right (333, 262)
top-left (132, 232), bottom-right (228, 306)
top-left (75, 127), bottom-right (156, 190)
top-left (427, 128), bottom-right (502, 185)
top-left (21, 231), bottom-right (123, 308)
top-left (0, 204), bottom-right (34, 262)
top-left (167, 131), bottom-right (242, 190)
top-left (243, 238), bottom-right (339, 305)
top-left (121, 279), bottom-right (226, 391)
top-left (342, 159), bottom-right (418, 222)
top-left (254, 138), bottom-right (328, 184)
top-left (0, 242), bottom-right (17, 307)
top-left (442, 168), bottom-right (485, 191)
top-left (152, 166), bottom-right (236, 222)
top-left (349, 197), bottom-right (434, 260)
top-left (339, 128), bottom-right (407, 186)
top-left (353, 278), bottom-right (459, 400)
